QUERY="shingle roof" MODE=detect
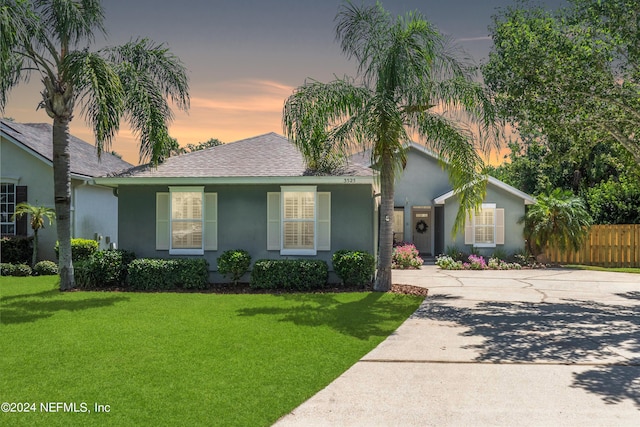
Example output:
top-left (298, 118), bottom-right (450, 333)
top-left (114, 132), bottom-right (373, 178)
top-left (1, 119), bottom-right (133, 177)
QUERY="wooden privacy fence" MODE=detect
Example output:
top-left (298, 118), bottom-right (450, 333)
top-left (546, 224), bottom-right (640, 268)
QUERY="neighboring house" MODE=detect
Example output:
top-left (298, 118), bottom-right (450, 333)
top-left (1, 119), bottom-right (132, 262)
top-left (93, 133), bottom-right (377, 282)
top-left (352, 143), bottom-right (535, 257)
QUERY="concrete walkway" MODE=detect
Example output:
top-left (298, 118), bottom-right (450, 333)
top-left (275, 266), bottom-right (640, 426)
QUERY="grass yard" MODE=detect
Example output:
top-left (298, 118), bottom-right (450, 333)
top-left (0, 276), bottom-right (423, 426)
top-left (564, 264), bottom-right (640, 274)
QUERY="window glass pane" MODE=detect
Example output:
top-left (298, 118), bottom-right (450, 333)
top-left (172, 192), bottom-right (202, 219)
top-left (283, 192), bottom-right (315, 219)
top-left (0, 183), bottom-right (15, 235)
top-left (171, 190), bottom-right (203, 250)
top-left (474, 208), bottom-right (495, 244)
top-left (172, 221), bottom-right (202, 249)
top-left (283, 221), bottom-right (314, 249)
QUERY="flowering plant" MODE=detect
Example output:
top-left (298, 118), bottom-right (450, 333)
top-left (392, 243), bottom-right (423, 269)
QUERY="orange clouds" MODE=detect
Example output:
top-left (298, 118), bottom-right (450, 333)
top-left (86, 78), bottom-right (296, 164)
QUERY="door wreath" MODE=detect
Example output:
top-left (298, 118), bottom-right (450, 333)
top-left (415, 220), bottom-right (428, 234)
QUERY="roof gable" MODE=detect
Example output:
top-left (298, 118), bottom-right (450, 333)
top-left (113, 132), bottom-right (373, 179)
top-left (351, 141), bottom-right (535, 204)
top-left (1, 119), bottom-right (133, 177)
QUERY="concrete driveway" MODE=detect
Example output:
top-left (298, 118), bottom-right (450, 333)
top-left (275, 266), bottom-right (640, 426)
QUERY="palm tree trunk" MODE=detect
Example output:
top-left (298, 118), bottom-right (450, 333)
top-left (32, 230), bottom-right (38, 267)
top-left (53, 118), bottom-right (75, 290)
top-left (374, 154), bottom-right (394, 291)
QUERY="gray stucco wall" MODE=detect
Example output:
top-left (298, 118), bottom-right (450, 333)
top-left (1, 137), bottom-right (121, 261)
top-left (444, 185), bottom-right (527, 257)
top-left (1, 138), bottom-right (57, 261)
top-left (394, 149), bottom-right (452, 206)
top-left (117, 183), bottom-right (375, 282)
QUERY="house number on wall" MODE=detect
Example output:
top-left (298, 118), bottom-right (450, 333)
top-left (343, 178), bottom-right (356, 183)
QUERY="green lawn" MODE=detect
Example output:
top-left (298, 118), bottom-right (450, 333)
top-left (564, 264), bottom-right (640, 274)
top-left (0, 276), bottom-right (422, 426)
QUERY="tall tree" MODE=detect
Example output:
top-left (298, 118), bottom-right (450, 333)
top-left (11, 202), bottom-right (56, 267)
top-left (483, 0), bottom-right (640, 165)
top-left (1, 0), bottom-right (189, 290)
top-left (283, 2), bottom-right (499, 291)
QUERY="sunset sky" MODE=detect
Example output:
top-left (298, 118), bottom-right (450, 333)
top-left (3, 0), bottom-right (565, 165)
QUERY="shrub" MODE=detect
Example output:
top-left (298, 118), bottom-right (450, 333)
top-left (332, 250), bottom-right (375, 286)
top-left (217, 249), bottom-right (251, 285)
top-left (55, 238), bottom-right (99, 261)
top-left (128, 258), bottom-right (209, 291)
top-left (0, 263), bottom-right (16, 276)
top-left (468, 254), bottom-right (487, 270)
top-left (491, 248), bottom-right (509, 261)
top-left (12, 263), bottom-right (32, 276)
top-left (435, 255), bottom-right (463, 270)
top-left (175, 259), bottom-right (209, 289)
top-left (0, 236), bottom-right (33, 264)
top-left (444, 245), bottom-right (465, 262)
top-left (74, 250), bottom-right (136, 289)
top-left (250, 259), bottom-right (328, 290)
top-left (392, 243), bottom-right (423, 269)
top-left (34, 260), bottom-right (58, 276)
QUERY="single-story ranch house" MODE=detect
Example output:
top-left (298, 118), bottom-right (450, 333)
top-left (94, 133), bottom-right (534, 282)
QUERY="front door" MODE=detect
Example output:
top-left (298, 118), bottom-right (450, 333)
top-left (412, 208), bottom-right (432, 255)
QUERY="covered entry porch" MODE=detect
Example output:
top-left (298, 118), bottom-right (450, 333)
top-left (393, 205), bottom-right (443, 256)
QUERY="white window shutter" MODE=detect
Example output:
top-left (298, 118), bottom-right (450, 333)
top-left (267, 192), bottom-right (281, 250)
top-left (317, 192), bottom-right (331, 251)
top-left (496, 208), bottom-right (505, 245)
top-left (464, 213), bottom-right (474, 245)
top-left (204, 193), bottom-right (218, 250)
top-left (156, 193), bottom-right (170, 250)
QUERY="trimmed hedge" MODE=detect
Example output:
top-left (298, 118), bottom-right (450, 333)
top-left (128, 258), bottom-right (209, 291)
top-left (34, 260), bottom-right (58, 276)
top-left (1, 263), bottom-right (15, 276)
top-left (55, 238), bottom-right (99, 261)
top-left (0, 236), bottom-right (33, 264)
top-left (332, 250), bottom-right (375, 286)
top-left (74, 249), bottom-right (136, 289)
top-left (250, 259), bottom-right (328, 290)
top-left (217, 249), bottom-right (251, 285)
top-left (0, 263), bottom-right (32, 276)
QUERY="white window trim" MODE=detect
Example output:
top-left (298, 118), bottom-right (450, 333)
top-left (474, 203), bottom-right (496, 248)
top-left (0, 183), bottom-right (16, 235)
top-left (169, 186), bottom-right (204, 255)
top-left (280, 186), bottom-right (317, 256)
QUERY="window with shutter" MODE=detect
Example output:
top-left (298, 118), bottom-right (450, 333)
top-left (464, 204), bottom-right (504, 248)
top-left (273, 187), bottom-right (330, 255)
top-left (156, 187), bottom-right (217, 254)
top-left (1, 183), bottom-right (17, 235)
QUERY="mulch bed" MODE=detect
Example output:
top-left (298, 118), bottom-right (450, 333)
top-left (203, 283), bottom-right (428, 296)
top-left (74, 283), bottom-right (428, 296)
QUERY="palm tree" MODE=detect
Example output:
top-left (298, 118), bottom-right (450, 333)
top-left (521, 188), bottom-right (592, 257)
top-left (283, 2), bottom-right (499, 291)
top-left (11, 202), bottom-right (56, 267)
top-left (1, 0), bottom-right (189, 290)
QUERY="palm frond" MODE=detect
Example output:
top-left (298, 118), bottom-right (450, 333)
top-left (413, 111), bottom-right (487, 233)
top-left (34, 0), bottom-right (105, 47)
top-left (103, 39), bottom-right (190, 165)
top-left (63, 50), bottom-right (124, 154)
top-left (104, 38), bottom-right (190, 111)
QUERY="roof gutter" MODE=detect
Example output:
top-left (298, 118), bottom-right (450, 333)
top-left (92, 175), bottom-right (375, 187)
